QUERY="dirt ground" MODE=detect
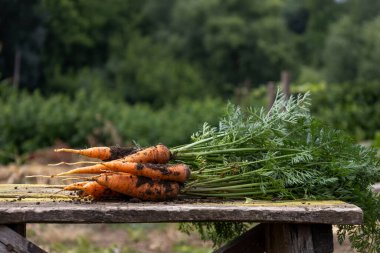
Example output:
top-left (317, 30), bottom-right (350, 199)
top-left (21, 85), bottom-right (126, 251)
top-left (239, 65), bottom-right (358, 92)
top-left (0, 152), bottom-right (358, 252)
top-left (27, 223), bottom-right (212, 253)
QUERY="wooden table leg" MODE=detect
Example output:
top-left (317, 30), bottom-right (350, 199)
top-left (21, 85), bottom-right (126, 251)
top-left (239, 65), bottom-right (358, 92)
top-left (214, 223), bottom-right (333, 253)
top-left (264, 223), bottom-right (333, 253)
top-left (0, 225), bottom-right (46, 253)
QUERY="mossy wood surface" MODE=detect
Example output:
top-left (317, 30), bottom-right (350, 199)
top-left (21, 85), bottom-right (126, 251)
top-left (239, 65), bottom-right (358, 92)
top-left (0, 184), bottom-right (363, 225)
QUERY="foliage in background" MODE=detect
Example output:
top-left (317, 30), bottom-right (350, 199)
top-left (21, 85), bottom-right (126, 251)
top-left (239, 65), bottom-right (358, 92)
top-left (5, 0), bottom-right (380, 99)
top-left (323, 16), bottom-right (380, 83)
top-left (240, 82), bottom-right (380, 142)
top-left (374, 132), bottom-right (380, 149)
top-left (179, 222), bottom-right (250, 247)
top-left (310, 82), bottom-right (380, 141)
top-left (0, 85), bottom-right (223, 163)
top-left (1, 80), bottom-right (379, 164)
top-left (105, 35), bottom-right (211, 106)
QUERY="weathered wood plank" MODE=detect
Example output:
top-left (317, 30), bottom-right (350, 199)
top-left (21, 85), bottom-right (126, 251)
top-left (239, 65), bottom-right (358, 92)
top-left (0, 225), bottom-right (46, 253)
top-left (214, 224), bottom-right (265, 253)
top-left (0, 184), bottom-right (72, 201)
top-left (0, 200), bottom-right (362, 224)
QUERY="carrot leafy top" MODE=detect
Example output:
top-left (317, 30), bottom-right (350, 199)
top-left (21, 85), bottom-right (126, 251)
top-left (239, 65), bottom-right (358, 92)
top-left (175, 92), bottom-right (380, 252)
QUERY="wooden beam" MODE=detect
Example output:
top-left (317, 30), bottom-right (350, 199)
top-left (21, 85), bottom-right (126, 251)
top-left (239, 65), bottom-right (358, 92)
top-left (0, 225), bottom-right (46, 253)
top-left (6, 223), bottom-right (26, 237)
top-left (267, 81), bottom-right (276, 110)
top-left (0, 201), bottom-right (362, 225)
top-left (281, 70), bottom-right (291, 100)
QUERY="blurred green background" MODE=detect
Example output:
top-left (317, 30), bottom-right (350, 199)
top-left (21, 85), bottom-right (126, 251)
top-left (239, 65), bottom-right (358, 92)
top-left (1, 0), bottom-right (380, 163)
top-left (1, 1), bottom-right (379, 252)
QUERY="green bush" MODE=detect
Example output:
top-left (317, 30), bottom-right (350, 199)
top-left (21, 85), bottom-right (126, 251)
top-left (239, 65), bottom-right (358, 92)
top-left (241, 81), bottom-right (380, 141)
top-left (323, 15), bottom-right (380, 83)
top-left (3, 81), bottom-right (378, 164)
top-left (0, 86), bottom-right (224, 164)
top-left (310, 82), bottom-right (380, 141)
top-left (374, 131), bottom-right (380, 148)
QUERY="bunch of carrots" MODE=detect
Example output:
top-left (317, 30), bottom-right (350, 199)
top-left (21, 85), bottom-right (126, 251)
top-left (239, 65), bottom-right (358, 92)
top-left (53, 144), bottom-right (191, 201)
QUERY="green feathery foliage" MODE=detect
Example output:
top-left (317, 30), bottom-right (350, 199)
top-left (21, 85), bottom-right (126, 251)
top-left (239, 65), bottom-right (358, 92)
top-left (173, 92), bottom-right (380, 252)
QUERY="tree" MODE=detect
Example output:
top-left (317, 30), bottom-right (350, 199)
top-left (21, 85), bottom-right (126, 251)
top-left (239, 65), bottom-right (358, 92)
top-left (40, 0), bottom-right (146, 92)
top-left (168, 0), bottom-right (298, 93)
top-left (105, 35), bottom-right (209, 106)
top-left (358, 16), bottom-right (380, 82)
top-left (323, 16), bottom-right (361, 82)
top-left (0, 0), bottom-right (46, 89)
top-left (323, 15), bottom-right (380, 83)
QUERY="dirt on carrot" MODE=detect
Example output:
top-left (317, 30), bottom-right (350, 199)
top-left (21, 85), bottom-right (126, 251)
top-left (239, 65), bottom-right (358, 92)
top-left (64, 181), bottom-right (123, 200)
top-left (122, 144), bottom-right (171, 164)
top-left (95, 173), bottom-right (180, 201)
top-left (103, 162), bottom-right (190, 183)
top-left (55, 162), bottom-right (190, 183)
top-left (54, 144), bottom-right (171, 164)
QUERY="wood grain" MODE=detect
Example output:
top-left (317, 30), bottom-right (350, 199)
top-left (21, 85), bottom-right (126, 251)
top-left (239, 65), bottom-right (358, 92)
top-left (0, 184), bottom-right (363, 225)
top-left (0, 200), bottom-right (362, 224)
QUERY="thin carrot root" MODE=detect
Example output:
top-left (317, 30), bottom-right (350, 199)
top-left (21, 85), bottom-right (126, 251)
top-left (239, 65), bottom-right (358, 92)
top-left (48, 161), bottom-right (100, 166)
top-left (95, 173), bottom-right (180, 201)
top-left (61, 176), bottom-right (90, 181)
top-left (25, 175), bottom-right (79, 179)
top-left (54, 164), bottom-right (108, 177)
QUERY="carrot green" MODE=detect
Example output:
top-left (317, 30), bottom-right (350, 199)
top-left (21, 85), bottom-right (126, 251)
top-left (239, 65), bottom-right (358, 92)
top-left (174, 92), bottom-right (380, 252)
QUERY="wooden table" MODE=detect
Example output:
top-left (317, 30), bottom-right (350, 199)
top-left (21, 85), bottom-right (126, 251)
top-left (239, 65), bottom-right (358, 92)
top-left (0, 184), bottom-right (363, 253)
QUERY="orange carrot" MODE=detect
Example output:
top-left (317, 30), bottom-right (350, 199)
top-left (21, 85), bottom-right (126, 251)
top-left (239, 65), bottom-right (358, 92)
top-left (95, 173), bottom-right (180, 201)
top-left (64, 181), bottom-right (122, 199)
top-left (102, 161), bottom-right (190, 183)
top-left (121, 144), bottom-right (171, 164)
top-left (54, 146), bottom-right (138, 161)
top-left (55, 147), bottom-right (111, 160)
top-left (55, 162), bottom-right (191, 183)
